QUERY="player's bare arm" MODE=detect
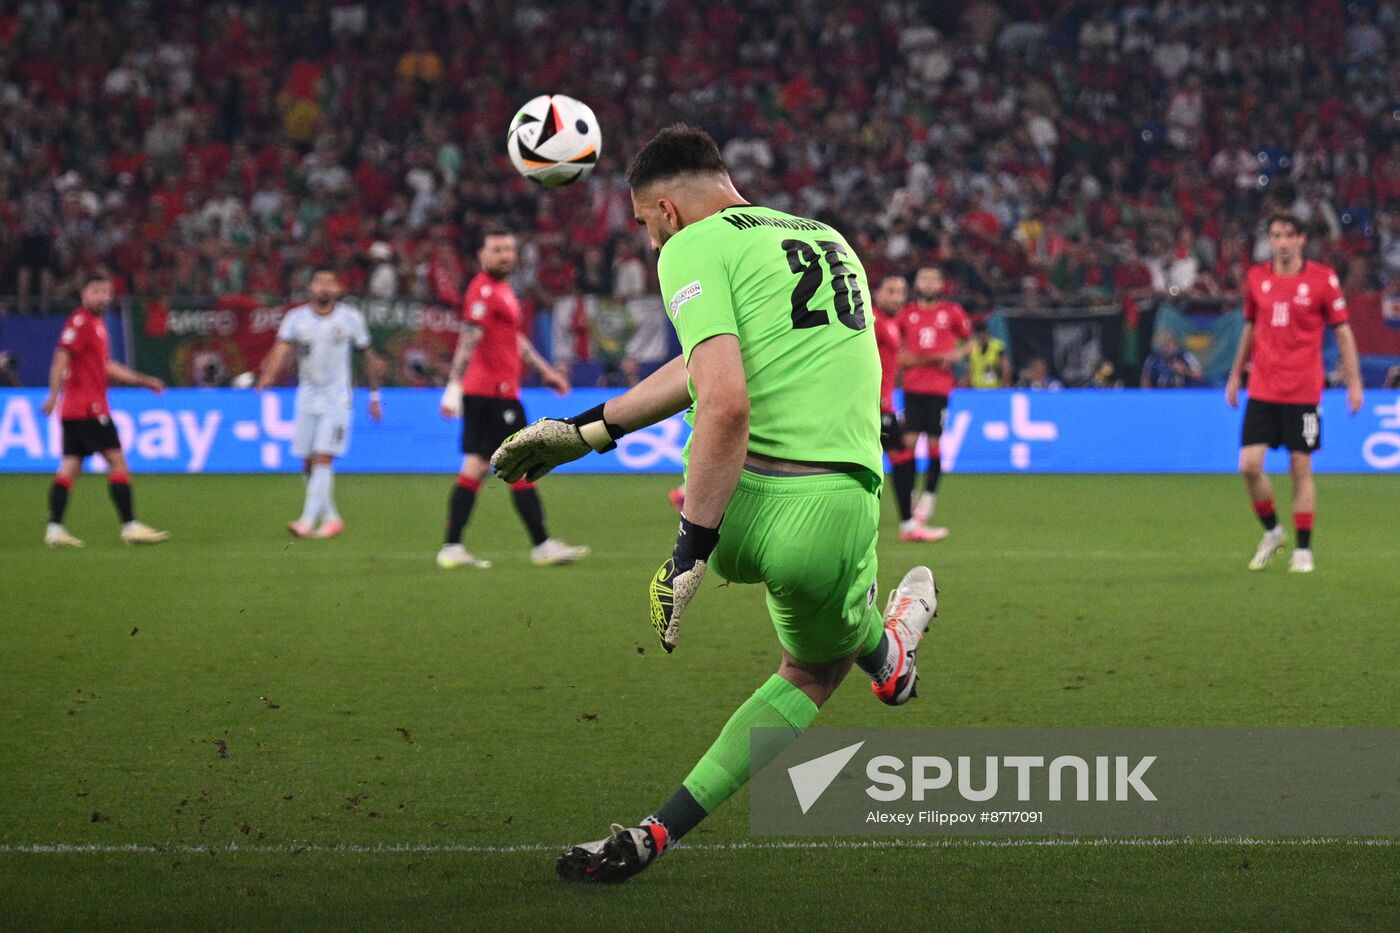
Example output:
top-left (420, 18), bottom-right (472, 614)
top-left (447, 325), bottom-right (482, 383)
top-left (641, 335), bottom-right (747, 654)
top-left (681, 334), bottom-right (748, 528)
top-left (106, 359), bottom-right (164, 392)
top-left (939, 337), bottom-right (972, 368)
top-left (363, 347), bottom-right (384, 422)
top-left (1225, 322), bottom-right (1254, 408)
top-left (1333, 322), bottom-right (1364, 415)
top-left (440, 325), bottom-right (482, 417)
top-left (516, 332), bottom-right (569, 395)
top-left (900, 347), bottom-right (957, 368)
top-left (599, 353), bottom-right (692, 432)
top-left (256, 340), bottom-right (293, 390)
top-left (41, 346), bottom-right (69, 415)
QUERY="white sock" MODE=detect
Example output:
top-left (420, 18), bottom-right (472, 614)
top-left (301, 465), bottom-right (332, 524)
top-left (899, 518), bottom-right (918, 533)
top-left (319, 465), bottom-right (339, 521)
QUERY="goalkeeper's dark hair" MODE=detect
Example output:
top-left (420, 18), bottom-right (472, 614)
top-left (627, 124), bottom-right (728, 190)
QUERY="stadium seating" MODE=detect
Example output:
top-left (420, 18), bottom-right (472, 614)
top-left (2, 1), bottom-right (1398, 366)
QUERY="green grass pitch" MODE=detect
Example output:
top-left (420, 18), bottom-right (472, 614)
top-left (1, 472), bottom-right (1398, 929)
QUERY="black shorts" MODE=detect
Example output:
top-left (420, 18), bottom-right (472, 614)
top-left (62, 417), bottom-right (121, 458)
top-left (1241, 399), bottom-right (1322, 453)
top-left (461, 395), bottom-right (527, 458)
top-left (880, 409), bottom-right (908, 452)
top-left (903, 392), bottom-right (948, 436)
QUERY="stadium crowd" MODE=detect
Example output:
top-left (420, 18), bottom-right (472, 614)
top-left (2, 0), bottom-right (1399, 358)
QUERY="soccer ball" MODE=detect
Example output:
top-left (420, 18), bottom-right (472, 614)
top-left (507, 94), bottom-right (601, 188)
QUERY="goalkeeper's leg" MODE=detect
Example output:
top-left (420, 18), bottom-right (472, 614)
top-left (557, 468), bottom-right (883, 883)
top-left (555, 655), bottom-right (850, 884)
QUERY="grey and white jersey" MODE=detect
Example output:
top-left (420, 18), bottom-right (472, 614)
top-left (277, 303), bottom-right (371, 407)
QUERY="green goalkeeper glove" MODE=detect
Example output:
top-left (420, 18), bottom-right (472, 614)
top-left (648, 515), bottom-right (719, 653)
top-left (490, 403), bottom-right (627, 483)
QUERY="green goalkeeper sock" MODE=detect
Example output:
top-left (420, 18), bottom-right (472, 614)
top-left (679, 673), bottom-right (820, 816)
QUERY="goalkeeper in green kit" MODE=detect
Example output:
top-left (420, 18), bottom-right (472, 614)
top-left (491, 125), bottom-right (938, 883)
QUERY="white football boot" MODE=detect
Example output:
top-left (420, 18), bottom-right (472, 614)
top-left (556, 822), bottom-right (666, 884)
top-left (436, 544), bottom-right (492, 569)
top-left (531, 538), bottom-right (590, 566)
top-left (871, 566), bottom-right (939, 706)
top-left (121, 521), bottom-right (169, 545)
top-left (45, 523), bottom-right (84, 548)
top-left (1248, 526), bottom-right (1286, 570)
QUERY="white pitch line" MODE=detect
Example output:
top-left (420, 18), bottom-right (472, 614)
top-left (1, 837), bottom-right (1396, 855)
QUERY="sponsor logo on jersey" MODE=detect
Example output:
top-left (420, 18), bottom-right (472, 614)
top-left (668, 281), bottom-right (703, 318)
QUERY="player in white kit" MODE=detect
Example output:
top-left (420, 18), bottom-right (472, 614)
top-left (257, 269), bottom-right (383, 538)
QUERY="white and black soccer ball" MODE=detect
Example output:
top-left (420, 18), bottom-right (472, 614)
top-left (507, 94), bottom-right (601, 188)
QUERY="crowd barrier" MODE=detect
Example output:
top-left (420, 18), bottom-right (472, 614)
top-left (1, 388), bottom-right (1397, 474)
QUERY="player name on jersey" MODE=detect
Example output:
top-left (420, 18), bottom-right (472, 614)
top-left (720, 211), bottom-right (830, 232)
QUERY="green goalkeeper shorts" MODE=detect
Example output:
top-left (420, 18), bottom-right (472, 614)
top-left (710, 467), bottom-right (883, 664)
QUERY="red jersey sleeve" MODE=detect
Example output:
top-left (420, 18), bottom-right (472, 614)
top-left (953, 304), bottom-right (972, 339)
top-left (60, 313), bottom-right (87, 350)
top-left (895, 307), bottom-right (915, 347)
top-left (462, 283), bottom-right (490, 327)
top-left (1320, 267), bottom-right (1349, 325)
top-left (1243, 269), bottom-right (1259, 323)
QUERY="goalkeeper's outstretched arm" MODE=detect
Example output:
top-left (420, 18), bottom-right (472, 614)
top-left (490, 352), bottom-right (693, 482)
top-left (599, 352), bottom-right (692, 431)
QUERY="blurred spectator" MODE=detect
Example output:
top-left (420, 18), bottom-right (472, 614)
top-left (965, 320), bottom-right (1011, 388)
top-left (613, 239), bottom-right (669, 386)
top-left (1017, 357), bottom-right (1063, 390)
top-left (0, 350), bottom-right (22, 386)
top-left (0, 0), bottom-right (1394, 372)
top-left (1140, 333), bottom-right (1204, 388)
top-left (1090, 361), bottom-right (1122, 388)
top-left (366, 241), bottom-right (398, 299)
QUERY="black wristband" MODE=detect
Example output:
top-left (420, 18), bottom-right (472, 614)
top-left (569, 402), bottom-right (628, 453)
top-left (674, 514), bottom-right (720, 563)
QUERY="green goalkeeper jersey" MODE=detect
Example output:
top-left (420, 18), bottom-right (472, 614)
top-left (658, 205), bottom-right (882, 476)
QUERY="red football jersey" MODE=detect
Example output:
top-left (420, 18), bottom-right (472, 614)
top-left (58, 308), bottom-right (111, 420)
top-left (461, 272), bottom-right (524, 399)
top-left (897, 300), bottom-right (971, 396)
top-left (1242, 260), bottom-right (1348, 405)
top-left (874, 311), bottom-right (900, 413)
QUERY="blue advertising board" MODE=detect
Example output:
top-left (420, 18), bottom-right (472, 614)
top-left (1, 388), bottom-right (1397, 474)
